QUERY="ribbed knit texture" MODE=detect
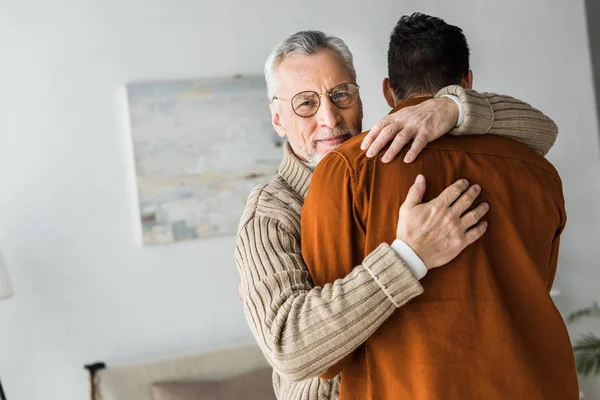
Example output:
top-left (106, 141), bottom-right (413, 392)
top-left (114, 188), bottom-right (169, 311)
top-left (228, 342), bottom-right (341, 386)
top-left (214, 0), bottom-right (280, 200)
top-left (235, 87), bottom-right (559, 400)
top-left (236, 142), bottom-right (423, 400)
top-left (438, 85), bottom-right (558, 155)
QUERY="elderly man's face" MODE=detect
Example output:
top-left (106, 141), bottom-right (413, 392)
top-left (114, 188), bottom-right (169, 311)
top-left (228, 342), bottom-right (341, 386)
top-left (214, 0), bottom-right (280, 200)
top-left (270, 49), bottom-right (363, 166)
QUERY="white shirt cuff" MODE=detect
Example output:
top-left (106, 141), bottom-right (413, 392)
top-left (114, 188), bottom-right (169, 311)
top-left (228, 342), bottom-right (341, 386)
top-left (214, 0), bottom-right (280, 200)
top-left (441, 94), bottom-right (465, 127)
top-left (390, 239), bottom-right (428, 280)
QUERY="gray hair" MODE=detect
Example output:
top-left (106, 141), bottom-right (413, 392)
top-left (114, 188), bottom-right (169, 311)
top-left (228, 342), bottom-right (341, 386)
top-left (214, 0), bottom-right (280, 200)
top-left (264, 30), bottom-right (356, 100)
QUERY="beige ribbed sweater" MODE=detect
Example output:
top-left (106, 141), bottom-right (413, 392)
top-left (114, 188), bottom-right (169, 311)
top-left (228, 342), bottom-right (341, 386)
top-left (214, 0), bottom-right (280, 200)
top-left (235, 86), bottom-right (558, 400)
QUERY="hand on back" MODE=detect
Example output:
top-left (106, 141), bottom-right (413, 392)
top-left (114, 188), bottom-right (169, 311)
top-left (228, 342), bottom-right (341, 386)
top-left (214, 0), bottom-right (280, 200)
top-left (361, 97), bottom-right (459, 163)
top-left (396, 175), bottom-right (489, 270)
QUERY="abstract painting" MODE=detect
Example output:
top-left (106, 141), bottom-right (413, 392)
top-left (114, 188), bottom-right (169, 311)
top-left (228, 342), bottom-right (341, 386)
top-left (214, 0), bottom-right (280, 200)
top-left (126, 75), bottom-right (283, 245)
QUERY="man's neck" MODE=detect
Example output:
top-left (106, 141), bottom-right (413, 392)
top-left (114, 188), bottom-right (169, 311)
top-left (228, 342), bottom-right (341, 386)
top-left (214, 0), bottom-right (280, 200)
top-left (389, 96), bottom-right (434, 114)
top-left (393, 93), bottom-right (436, 107)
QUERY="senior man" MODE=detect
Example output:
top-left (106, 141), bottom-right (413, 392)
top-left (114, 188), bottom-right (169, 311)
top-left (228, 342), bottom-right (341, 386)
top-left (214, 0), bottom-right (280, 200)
top-left (236, 30), bottom-right (559, 400)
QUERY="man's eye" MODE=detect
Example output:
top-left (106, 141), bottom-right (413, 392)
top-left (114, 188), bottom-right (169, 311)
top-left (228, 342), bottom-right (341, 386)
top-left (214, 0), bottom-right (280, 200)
top-left (298, 101), bottom-right (318, 108)
top-left (333, 92), bottom-right (350, 101)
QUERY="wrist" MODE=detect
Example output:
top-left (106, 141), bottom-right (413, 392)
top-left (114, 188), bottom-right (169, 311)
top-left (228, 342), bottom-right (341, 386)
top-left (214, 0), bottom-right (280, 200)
top-left (440, 94), bottom-right (464, 127)
top-left (391, 239), bottom-right (428, 279)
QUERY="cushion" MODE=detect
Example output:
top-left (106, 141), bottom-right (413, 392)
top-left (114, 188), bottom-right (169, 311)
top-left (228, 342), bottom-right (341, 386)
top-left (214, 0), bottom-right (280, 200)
top-left (150, 367), bottom-right (276, 400)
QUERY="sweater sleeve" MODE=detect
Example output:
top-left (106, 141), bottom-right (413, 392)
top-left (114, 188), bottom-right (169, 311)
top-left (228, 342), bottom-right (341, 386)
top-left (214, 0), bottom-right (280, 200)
top-left (436, 85), bottom-right (558, 155)
top-left (274, 369), bottom-right (341, 400)
top-left (236, 190), bottom-right (423, 382)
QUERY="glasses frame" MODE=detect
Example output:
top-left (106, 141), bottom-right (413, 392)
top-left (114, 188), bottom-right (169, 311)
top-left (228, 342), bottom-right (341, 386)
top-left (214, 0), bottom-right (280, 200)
top-left (272, 82), bottom-right (360, 118)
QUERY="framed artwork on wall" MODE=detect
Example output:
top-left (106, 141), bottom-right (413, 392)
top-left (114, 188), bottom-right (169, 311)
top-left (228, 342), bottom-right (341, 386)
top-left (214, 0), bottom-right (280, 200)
top-left (126, 75), bottom-right (283, 245)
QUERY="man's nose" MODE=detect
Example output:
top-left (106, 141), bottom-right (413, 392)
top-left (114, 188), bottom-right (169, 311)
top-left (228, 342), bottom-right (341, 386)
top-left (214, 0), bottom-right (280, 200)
top-left (317, 96), bottom-right (342, 128)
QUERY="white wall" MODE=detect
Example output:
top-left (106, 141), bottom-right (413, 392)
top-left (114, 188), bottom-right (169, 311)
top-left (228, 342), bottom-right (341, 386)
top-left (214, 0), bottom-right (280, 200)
top-left (0, 0), bottom-right (598, 399)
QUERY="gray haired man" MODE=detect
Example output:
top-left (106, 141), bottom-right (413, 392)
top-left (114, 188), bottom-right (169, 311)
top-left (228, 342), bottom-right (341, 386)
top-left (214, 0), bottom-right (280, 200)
top-left (236, 31), bottom-right (559, 399)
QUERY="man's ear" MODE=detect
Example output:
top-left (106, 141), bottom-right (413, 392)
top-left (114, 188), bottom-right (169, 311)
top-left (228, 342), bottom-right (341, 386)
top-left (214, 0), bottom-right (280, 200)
top-left (270, 102), bottom-right (287, 138)
top-left (461, 70), bottom-right (473, 89)
top-left (382, 77), bottom-right (396, 108)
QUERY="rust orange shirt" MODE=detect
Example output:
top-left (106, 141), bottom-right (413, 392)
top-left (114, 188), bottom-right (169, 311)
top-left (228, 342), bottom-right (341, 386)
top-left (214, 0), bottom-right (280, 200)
top-left (301, 98), bottom-right (579, 400)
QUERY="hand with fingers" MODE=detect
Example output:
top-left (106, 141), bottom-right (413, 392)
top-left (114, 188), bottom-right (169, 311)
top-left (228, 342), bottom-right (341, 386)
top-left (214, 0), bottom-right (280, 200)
top-left (361, 97), bottom-right (459, 164)
top-left (396, 174), bottom-right (489, 270)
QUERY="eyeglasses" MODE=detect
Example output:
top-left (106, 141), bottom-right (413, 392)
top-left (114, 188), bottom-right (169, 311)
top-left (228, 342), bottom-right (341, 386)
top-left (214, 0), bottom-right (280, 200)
top-left (273, 82), bottom-right (360, 118)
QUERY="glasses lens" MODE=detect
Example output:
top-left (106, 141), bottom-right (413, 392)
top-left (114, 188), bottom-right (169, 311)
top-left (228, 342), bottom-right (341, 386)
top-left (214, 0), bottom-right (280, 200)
top-left (292, 91), bottom-right (320, 117)
top-left (331, 83), bottom-right (359, 109)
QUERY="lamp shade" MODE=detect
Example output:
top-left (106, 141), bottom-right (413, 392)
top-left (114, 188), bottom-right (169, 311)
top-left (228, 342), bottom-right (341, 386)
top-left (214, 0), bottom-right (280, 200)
top-left (0, 252), bottom-right (14, 300)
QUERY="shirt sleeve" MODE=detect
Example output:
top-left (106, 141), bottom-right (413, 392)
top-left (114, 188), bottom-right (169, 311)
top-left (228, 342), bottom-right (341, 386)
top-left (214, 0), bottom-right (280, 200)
top-left (546, 188), bottom-right (567, 290)
top-left (391, 239), bottom-right (428, 280)
top-left (439, 94), bottom-right (465, 127)
top-left (436, 85), bottom-right (558, 155)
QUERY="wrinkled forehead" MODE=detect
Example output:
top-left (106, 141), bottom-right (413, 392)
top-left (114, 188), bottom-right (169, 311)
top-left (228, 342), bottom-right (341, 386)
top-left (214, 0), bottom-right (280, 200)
top-left (275, 49), bottom-right (356, 98)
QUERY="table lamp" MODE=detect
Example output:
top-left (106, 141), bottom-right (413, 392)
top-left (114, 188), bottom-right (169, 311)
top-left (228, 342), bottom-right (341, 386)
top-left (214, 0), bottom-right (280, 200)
top-left (0, 251), bottom-right (13, 400)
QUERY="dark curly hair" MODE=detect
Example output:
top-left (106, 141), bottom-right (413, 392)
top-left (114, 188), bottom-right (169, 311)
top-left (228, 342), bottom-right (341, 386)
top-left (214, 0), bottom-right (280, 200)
top-left (388, 13), bottom-right (470, 100)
